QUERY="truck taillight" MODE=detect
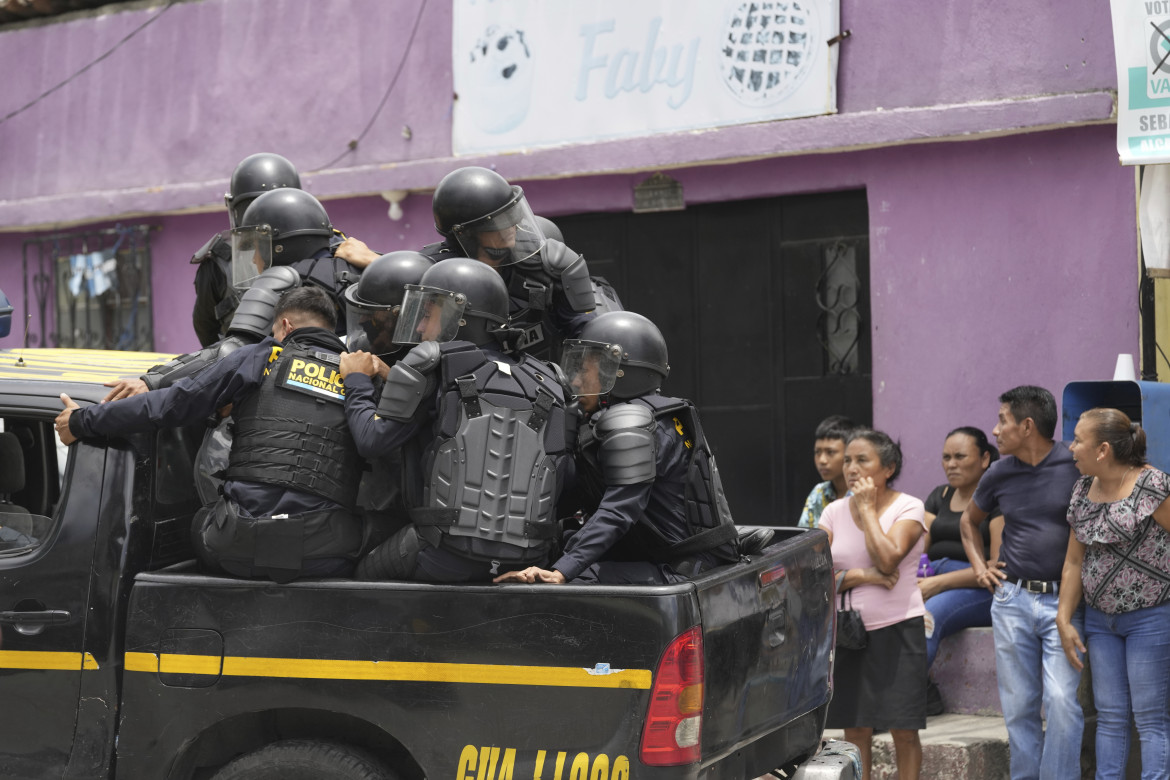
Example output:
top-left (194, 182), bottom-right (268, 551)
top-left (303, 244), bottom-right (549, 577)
top-left (640, 626), bottom-right (704, 766)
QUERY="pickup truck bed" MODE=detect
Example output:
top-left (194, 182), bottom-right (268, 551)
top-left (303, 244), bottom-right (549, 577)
top-left (0, 348), bottom-right (838, 780)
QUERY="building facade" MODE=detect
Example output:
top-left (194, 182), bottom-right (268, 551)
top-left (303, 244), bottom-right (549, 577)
top-left (0, 0), bottom-right (1137, 521)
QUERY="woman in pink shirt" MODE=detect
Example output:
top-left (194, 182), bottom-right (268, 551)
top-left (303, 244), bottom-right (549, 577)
top-left (819, 429), bottom-right (927, 780)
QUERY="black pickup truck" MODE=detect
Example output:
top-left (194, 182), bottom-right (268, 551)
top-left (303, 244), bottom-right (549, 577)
top-left (0, 345), bottom-right (846, 780)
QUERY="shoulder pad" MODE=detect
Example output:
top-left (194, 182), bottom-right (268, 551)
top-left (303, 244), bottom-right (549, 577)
top-left (378, 361), bottom-right (434, 422)
top-left (401, 340), bottom-right (441, 374)
top-left (540, 239), bottom-right (594, 312)
top-left (594, 403), bottom-right (657, 485)
top-left (191, 231), bottom-right (230, 265)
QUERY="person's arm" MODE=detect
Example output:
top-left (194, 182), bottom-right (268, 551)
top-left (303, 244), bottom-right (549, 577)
top-left (922, 510), bottom-right (937, 552)
top-left (59, 344), bottom-right (259, 443)
top-left (960, 501), bottom-right (1000, 591)
top-left (918, 510), bottom-right (1005, 599)
top-left (823, 501), bottom-right (902, 592)
top-left (340, 371), bottom-right (420, 460)
top-left (333, 236), bottom-right (380, 268)
top-left (1152, 493), bottom-right (1170, 534)
top-left (852, 478), bottom-right (922, 574)
top-left (1056, 530), bottom-right (1086, 671)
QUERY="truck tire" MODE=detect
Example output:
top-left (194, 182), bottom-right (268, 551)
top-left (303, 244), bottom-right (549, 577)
top-left (211, 740), bottom-right (397, 780)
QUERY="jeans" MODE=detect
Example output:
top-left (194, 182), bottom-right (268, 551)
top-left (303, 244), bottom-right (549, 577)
top-left (991, 580), bottom-right (1084, 780)
top-left (923, 558), bottom-right (993, 670)
top-left (1085, 600), bottom-right (1170, 780)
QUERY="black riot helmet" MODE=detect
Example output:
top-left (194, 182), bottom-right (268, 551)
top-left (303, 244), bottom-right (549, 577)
top-left (394, 257), bottom-right (510, 348)
top-left (237, 189), bottom-right (333, 267)
top-left (224, 153), bottom-right (301, 227)
top-left (343, 251), bottom-right (434, 359)
top-left (566, 311), bottom-right (670, 400)
top-left (432, 167), bottom-right (545, 268)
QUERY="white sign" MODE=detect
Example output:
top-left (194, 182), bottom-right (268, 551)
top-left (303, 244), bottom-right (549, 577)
top-left (1110, 0), bottom-right (1170, 164)
top-left (452, 0), bottom-right (840, 155)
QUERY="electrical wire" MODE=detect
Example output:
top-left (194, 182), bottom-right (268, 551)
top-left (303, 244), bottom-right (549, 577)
top-left (0, 0), bottom-right (179, 127)
top-left (310, 0), bottom-right (429, 172)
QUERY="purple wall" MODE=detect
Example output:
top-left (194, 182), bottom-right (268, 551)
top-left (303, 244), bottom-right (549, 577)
top-left (0, 0), bottom-right (1137, 509)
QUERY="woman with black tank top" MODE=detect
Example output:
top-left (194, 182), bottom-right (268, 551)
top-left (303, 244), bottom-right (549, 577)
top-left (918, 427), bottom-right (1004, 704)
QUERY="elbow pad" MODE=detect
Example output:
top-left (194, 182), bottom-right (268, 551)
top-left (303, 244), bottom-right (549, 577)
top-left (594, 403), bottom-right (657, 485)
top-left (541, 239), bottom-right (595, 313)
top-left (227, 267), bottom-right (301, 340)
top-left (376, 341), bottom-right (440, 421)
top-left (142, 336), bottom-right (246, 390)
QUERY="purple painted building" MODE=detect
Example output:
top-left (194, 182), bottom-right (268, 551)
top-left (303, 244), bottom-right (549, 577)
top-left (0, 0), bottom-right (1134, 519)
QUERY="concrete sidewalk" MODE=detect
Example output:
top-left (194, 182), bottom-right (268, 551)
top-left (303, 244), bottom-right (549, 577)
top-left (824, 713), bottom-right (1009, 779)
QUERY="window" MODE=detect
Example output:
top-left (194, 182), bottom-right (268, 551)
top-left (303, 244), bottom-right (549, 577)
top-left (21, 224), bottom-right (157, 351)
top-left (0, 417), bottom-right (63, 558)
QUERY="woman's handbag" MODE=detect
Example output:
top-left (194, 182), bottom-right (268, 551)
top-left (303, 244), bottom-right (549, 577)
top-left (836, 590), bottom-right (868, 650)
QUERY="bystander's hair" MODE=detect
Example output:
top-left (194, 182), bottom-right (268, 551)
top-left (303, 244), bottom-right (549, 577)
top-left (847, 428), bottom-right (904, 484)
top-left (947, 425), bottom-right (1000, 464)
top-left (999, 385), bottom-right (1058, 440)
top-left (1081, 408), bottom-right (1148, 468)
top-left (815, 414), bottom-right (862, 442)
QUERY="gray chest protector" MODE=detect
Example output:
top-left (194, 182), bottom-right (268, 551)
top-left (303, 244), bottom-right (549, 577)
top-left (402, 343), bottom-right (569, 564)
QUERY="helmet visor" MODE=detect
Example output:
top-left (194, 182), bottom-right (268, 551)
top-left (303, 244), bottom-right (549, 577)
top-left (230, 225), bottom-right (273, 290)
top-left (451, 190), bottom-right (545, 268)
top-left (560, 340), bottom-right (623, 399)
top-left (392, 285), bottom-right (468, 345)
top-left (345, 300), bottom-right (401, 359)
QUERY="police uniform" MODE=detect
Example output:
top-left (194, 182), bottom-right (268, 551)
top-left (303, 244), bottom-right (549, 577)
top-left (554, 393), bottom-right (740, 585)
top-left (343, 341), bottom-right (572, 582)
top-left (420, 239), bottom-right (618, 361)
top-left (68, 327), bottom-right (364, 582)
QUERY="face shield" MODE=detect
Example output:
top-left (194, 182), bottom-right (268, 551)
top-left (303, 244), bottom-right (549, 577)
top-left (451, 188), bottom-right (545, 269)
top-left (392, 285), bottom-right (468, 345)
top-left (230, 225), bottom-right (273, 290)
top-left (345, 299), bottom-right (402, 359)
top-left (560, 340), bottom-right (623, 400)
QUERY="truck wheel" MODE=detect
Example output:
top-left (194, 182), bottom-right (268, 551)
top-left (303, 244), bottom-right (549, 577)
top-left (211, 740), bottom-right (397, 780)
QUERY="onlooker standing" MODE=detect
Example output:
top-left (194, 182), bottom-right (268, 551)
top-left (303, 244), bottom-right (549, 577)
top-left (960, 385), bottom-right (1083, 780)
top-left (919, 427), bottom-right (1004, 690)
top-left (1058, 408), bottom-right (1170, 780)
top-left (798, 415), bottom-right (861, 529)
top-left (820, 429), bottom-right (927, 780)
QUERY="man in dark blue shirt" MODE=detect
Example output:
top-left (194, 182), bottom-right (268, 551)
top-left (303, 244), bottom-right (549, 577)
top-left (960, 385), bottom-right (1082, 780)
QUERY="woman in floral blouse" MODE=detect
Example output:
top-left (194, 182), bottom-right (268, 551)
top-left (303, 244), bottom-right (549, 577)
top-left (1057, 408), bottom-right (1170, 780)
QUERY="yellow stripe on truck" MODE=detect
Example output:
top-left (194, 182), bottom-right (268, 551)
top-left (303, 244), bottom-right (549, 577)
top-left (124, 652), bottom-right (651, 689)
top-left (0, 650), bottom-right (99, 670)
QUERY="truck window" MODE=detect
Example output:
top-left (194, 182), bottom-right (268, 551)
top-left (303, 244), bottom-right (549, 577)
top-left (0, 417), bottom-right (62, 557)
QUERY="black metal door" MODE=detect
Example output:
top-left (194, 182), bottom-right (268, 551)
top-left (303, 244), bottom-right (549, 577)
top-left (557, 189), bottom-right (871, 526)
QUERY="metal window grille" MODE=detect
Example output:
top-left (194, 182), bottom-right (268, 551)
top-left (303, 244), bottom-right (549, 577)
top-left (21, 224), bottom-right (157, 351)
top-left (816, 240), bottom-right (862, 376)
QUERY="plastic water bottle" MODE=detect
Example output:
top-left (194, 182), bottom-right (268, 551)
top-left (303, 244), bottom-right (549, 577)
top-left (917, 554), bottom-right (935, 578)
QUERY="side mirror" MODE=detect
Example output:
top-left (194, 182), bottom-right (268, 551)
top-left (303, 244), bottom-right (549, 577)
top-left (0, 289), bottom-right (12, 338)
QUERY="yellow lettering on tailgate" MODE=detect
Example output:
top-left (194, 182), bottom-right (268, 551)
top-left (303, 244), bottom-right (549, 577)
top-left (569, 753), bottom-right (590, 780)
top-left (457, 745), bottom-right (478, 780)
top-left (588, 754), bottom-right (609, 780)
top-left (611, 757), bottom-right (629, 780)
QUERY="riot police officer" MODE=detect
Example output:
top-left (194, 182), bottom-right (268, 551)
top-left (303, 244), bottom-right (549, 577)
top-left (426, 167), bottom-right (620, 360)
top-left (57, 287), bottom-right (366, 583)
top-left (340, 257), bottom-right (573, 582)
top-left (233, 188), bottom-right (364, 334)
top-left (191, 153), bottom-right (303, 347)
top-left (495, 311), bottom-right (741, 585)
top-left (341, 250), bottom-right (435, 548)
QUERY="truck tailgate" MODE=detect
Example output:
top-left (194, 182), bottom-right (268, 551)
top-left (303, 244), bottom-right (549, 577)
top-left (697, 528), bottom-right (835, 774)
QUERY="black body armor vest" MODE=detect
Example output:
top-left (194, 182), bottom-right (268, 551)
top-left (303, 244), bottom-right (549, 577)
top-left (226, 342), bottom-right (362, 508)
top-left (581, 395), bottom-right (739, 565)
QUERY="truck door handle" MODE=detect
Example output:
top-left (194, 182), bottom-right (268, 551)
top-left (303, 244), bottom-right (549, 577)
top-left (0, 610), bottom-right (72, 625)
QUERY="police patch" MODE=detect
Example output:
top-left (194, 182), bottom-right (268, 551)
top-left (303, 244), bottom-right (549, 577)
top-left (279, 355), bottom-right (346, 403)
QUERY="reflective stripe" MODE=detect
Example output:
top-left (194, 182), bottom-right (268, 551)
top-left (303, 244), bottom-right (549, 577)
top-left (0, 650), bottom-right (99, 670)
top-left (124, 652), bottom-right (651, 689)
